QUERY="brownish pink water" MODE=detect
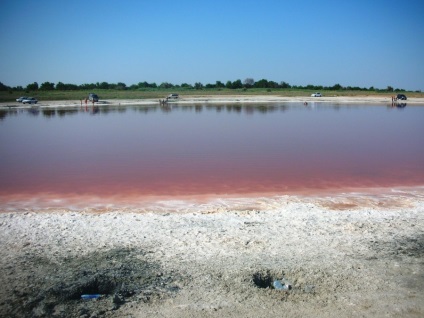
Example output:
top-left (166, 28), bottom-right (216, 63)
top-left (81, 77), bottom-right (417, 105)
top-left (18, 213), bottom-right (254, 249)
top-left (0, 103), bottom-right (423, 209)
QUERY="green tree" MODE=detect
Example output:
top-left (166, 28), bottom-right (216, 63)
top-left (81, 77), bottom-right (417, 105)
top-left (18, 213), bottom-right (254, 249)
top-left (243, 78), bottom-right (254, 88)
top-left (331, 83), bottom-right (343, 90)
top-left (40, 82), bottom-right (55, 90)
top-left (279, 81), bottom-right (291, 88)
top-left (231, 79), bottom-right (243, 89)
top-left (56, 82), bottom-right (66, 90)
top-left (0, 82), bottom-right (10, 91)
top-left (116, 82), bottom-right (127, 90)
top-left (215, 81), bottom-right (225, 88)
top-left (254, 79), bottom-right (269, 88)
top-left (137, 81), bottom-right (157, 88)
top-left (79, 83), bottom-right (96, 90)
top-left (138, 81), bottom-right (149, 88)
top-left (98, 82), bottom-right (110, 89)
top-left (159, 82), bottom-right (173, 89)
top-left (387, 86), bottom-right (394, 92)
top-left (268, 81), bottom-right (279, 88)
top-left (194, 82), bottom-right (203, 90)
top-left (56, 82), bottom-right (78, 90)
top-left (26, 82), bottom-right (39, 91)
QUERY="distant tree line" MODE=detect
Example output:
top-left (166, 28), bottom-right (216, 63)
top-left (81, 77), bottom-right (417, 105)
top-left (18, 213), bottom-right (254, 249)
top-left (0, 79), bottom-right (411, 93)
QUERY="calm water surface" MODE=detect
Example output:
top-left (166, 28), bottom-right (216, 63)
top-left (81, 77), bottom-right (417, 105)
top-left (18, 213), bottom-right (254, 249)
top-left (0, 103), bottom-right (423, 208)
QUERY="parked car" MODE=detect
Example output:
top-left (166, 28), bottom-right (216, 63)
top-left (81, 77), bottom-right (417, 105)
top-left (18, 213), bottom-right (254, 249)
top-left (396, 94), bottom-right (407, 100)
top-left (311, 92), bottom-right (322, 97)
top-left (88, 93), bottom-right (99, 102)
top-left (167, 93), bottom-right (179, 99)
top-left (22, 97), bottom-right (38, 104)
top-left (16, 96), bottom-right (28, 102)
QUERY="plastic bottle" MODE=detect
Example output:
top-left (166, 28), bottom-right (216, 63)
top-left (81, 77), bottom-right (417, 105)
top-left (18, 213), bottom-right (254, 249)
top-left (81, 294), bottom-right (102, 299)
top-left (273, 280), bottom-right (289, 290)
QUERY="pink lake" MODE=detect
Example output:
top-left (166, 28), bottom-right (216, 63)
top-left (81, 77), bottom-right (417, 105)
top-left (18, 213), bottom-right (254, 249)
top-left (0, 103), bottom-right (423, 209)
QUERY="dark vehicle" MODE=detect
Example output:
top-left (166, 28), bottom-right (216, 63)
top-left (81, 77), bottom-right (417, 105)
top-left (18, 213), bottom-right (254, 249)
top-left (89, 93), bottom-right (99, 102)
top-left (397, 94), bottom-right (407, 100)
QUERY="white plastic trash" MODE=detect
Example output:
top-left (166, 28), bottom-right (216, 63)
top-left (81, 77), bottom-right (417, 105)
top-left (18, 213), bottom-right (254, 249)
top-left (273, 280), bottom-right (290, 290)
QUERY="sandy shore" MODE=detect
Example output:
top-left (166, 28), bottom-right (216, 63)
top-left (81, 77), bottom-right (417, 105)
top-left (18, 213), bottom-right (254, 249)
top-left (1, 95), bottom-right (424, 108)
top-left (1, 190), bottom-right (423, 317)
top-left (1, 96), bottom-right (423, 317)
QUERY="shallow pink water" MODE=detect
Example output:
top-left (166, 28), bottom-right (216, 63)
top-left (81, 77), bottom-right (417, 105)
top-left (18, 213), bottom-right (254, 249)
top-left (0, 103), bottom-right (423, 209)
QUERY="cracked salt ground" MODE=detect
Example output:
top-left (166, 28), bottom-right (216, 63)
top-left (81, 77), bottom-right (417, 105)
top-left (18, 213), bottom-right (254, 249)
top-left (0, 193), bottom-right (423, 317)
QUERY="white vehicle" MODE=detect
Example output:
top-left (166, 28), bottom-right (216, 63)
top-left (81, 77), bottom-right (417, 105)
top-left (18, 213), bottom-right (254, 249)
top-left (167, 93), bottom-right (179, 99)
top-left (311, 92), bottom-right (322, 97)
top-left (16, 96), bottom-right (28, 102)
top-left (22, 97), bottom-right (38, 104)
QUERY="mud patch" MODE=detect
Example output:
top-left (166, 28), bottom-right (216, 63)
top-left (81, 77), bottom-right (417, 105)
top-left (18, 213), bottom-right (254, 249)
top-left (369, 234), bottom-right (424, 259)
top-left (252, 271), bottom-right (275, 289)
top-left (0, 248), bottom-right (182, 318)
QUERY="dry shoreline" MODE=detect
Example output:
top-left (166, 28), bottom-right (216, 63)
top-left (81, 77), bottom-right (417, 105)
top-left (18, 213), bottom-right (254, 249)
top-left (1, 191), bottom-right (423, 317)
top-left (1, 95), bottom-right (424, 108)
top-left (1, 96), bottom-right (423, 317)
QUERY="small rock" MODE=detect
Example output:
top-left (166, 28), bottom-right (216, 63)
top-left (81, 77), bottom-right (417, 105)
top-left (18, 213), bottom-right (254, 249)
top-left (113, 293), bottom-right (124, 304)
top-left (304, 285), bottom-right (315, 293)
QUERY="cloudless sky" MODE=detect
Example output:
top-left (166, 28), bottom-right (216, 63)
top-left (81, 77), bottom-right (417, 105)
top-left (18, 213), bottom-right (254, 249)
top-left (1, 0), bottom-right (423, 90)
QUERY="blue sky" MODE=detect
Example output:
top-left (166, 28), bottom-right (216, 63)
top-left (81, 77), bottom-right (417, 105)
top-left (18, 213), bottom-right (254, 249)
top-left (1, 0), bottom-right (423, 90)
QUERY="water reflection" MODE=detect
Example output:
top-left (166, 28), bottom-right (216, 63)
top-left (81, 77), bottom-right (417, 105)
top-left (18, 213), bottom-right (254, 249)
top-left (386, 102), bottom-right (407, 110)
top-left (0, 102), bottom-right (414, 121)
top-left (0, 109), bottom-right (18, 120)
top-left (64, 109), bottom-right (78, 116)
top-left (43, 109), bottom-right (56, 117)
top-left (28, 107), bottom-right (40, 116)
top-left (160, 105), bottom-right (172, 113)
